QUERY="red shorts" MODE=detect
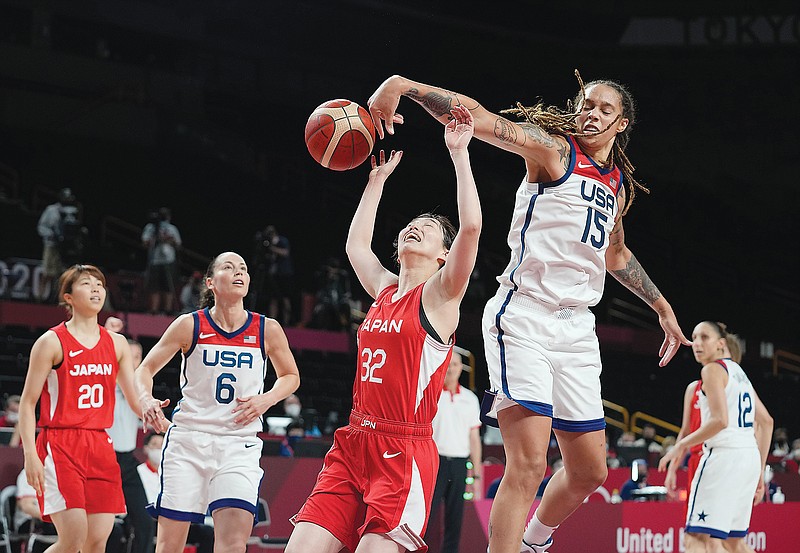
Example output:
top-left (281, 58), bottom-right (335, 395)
top-left (293, 412), bottom-right (438, 552)
top-left (36, 427), bottom-right (125, 521)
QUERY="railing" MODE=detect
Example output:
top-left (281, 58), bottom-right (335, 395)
top-left (773, 349), bottom-right (800, 377)
top-left (630, 412), bottom-right (681, 443)
top-left (603, 399), bottom-right (630, 435)
top-left (606, 297), bottom-right (659, 331)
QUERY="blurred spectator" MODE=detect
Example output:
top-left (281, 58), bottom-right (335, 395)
top-left (640, 423), bottom-right (664, 454)
top-left (141, 207), bottom-right (182, 315)
top-left (36, 187), bottom-right (84, 301)
top-left (280, 420), bottom-right (307, 457)
top-left (428, 349), bottom-right (483, 553)
top-left (605, 432), bottom-right (621, 469)
top-left (138, 433), bottom-right (215, 553)
top-left (281, 393), bottom-right (321, 438)
top-left (179, 270), bottom-right (205, 313)
top-left (309, 257), bottom-right (352, 331)
top-left (616, 431), bottom-right (641, 448)
top-left (786, 438), bottom-right (800, 462)
top-left (0, 394), bottom-right (20, 427)
top-left (620, 459), bottom-right (649, 500)
top-left (250, 224), bottom-right (294, 324)
top-left (14, 468), bottom-right (58, 552)
top-left (283, 393), bottom-right (302, 420)
top-left (772, 427), bottom-right (791, 457)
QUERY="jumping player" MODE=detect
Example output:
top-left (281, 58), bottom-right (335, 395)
top-left (285, 105), bottom-right (481, 553)
top-left (659, 322), bottom-right (772, 553)
top-left (17, 264), bottom-right (142, 553)
top-left (368, 72), bottom-right (691, 553)
top-left (135, 251), bottom-right (300, 553)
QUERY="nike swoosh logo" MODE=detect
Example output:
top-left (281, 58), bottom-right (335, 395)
top-left (577, 162), bottom-right (594, 169)
top-left (69, 350), bottom-right (83, 357)
top-left (199, 332), bottom-right (215, 339)
top-left (382, 451), bottom-right (401, 459)
top-left (245, 443), bottom-right (259, 448)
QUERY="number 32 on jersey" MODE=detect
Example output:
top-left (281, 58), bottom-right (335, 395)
top-left (361, 348), bottom-right (386, 383)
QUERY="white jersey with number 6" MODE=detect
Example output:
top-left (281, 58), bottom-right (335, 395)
top-left (170, 308), bottom-right (268, 436)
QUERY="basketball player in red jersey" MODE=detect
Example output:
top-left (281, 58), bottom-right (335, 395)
top-left (286, 105), bottom-right (482, 553)
top-left (17, 264), bottom-right (143, 553)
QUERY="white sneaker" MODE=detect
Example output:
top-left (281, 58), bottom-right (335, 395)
top-left (487, 536), bottom-right (553, 553)
top-left (521, 537), bottom-right (553, 553)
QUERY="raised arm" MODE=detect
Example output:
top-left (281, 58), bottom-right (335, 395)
top-left (368, 75), bottom-right (566, 180)
top-left (135, 315), bottom-right (194, 432)
top-left (344, 150), bottom-right (401, 299)
top-left (430, 106), bottom-right (482, 302)
top-left (605, 202), bottom-right (690, 366)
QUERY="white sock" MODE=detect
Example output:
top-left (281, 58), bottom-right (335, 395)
top-left (523, 512), bottom-right (559, 546)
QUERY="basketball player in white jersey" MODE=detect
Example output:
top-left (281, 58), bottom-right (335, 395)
top-left (135, 251), bottom-right (300, 553)
top-left (659, 322), bottom-right (772, 553)
top-left (368, 73), bottom-right (691, 553)
top-left (286, 105), bottom-right (481, 553)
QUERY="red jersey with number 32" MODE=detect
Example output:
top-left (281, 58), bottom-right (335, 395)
top-left (39, 322), bottom-right (118, 429)
top-left (354, 283), bottom-right (453, 424)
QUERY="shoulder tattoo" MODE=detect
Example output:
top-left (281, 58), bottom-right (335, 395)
top-left (518, 123), bottom-right (555, 148)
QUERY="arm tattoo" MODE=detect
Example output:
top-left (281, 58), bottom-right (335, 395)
top-left (612, 253), bottom-right (663, 305)
top-left (519, 123), bottom-right (555, 148)
top-left (557, 139), bottom-right (569, 170)
top-left (494, 117), bottom-right (518, 143)
top-left (404, 88), bottom-right (454, 118)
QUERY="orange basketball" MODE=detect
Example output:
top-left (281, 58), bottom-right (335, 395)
top-left (304, 99), bottom-right (376, 171)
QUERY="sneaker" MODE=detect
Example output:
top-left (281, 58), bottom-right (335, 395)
top-left (521, 537), bottom-right (553, 553)
top-left (487, 536), bottom-right (553, 553)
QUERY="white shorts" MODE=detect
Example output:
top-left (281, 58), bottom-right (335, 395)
top-left (481, 286), bottom-right (604, 432)
top-left (154, 425), bottom-right (263, 523)
top-left (686, 445), bottom-right (760, 538)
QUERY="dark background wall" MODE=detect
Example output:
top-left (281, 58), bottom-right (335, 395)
top-left (1, 1), bottom-right (798, 434)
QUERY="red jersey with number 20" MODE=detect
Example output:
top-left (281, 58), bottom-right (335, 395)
top-left (39, 322), bottom-right (119, 429)
top-left (354, 283), bottom-right (453, 424)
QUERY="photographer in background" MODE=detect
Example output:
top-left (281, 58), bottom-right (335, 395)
top-left (141, 207), bottom-right (182, 315)
top-left (250, 224), bottom-right (294, 324)
top-left (36, 187), bottom-right (84, 302)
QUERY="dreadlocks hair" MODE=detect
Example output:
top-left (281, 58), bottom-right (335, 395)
top-left (500, 69), bottom-right (649, 216)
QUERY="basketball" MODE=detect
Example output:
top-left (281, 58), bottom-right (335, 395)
top-left (304, 99), bottom-right (376, 171)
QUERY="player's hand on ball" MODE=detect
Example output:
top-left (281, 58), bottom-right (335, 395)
top-left (369, 150), bottom-right (403, 182)
top-left (444, 105), bottom-right (474, 152)
top-left (368, 75), bottom-right (406, 139)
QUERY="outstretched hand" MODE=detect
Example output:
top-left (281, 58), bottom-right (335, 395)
top-left (444, 105), bottom-right (474, 152)
top-left (369, 149), bottom-right (403, 182)
top-left (657, 311), bottom-right (692, 367)
top-left (368, 76), bottom-right (405, 139)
